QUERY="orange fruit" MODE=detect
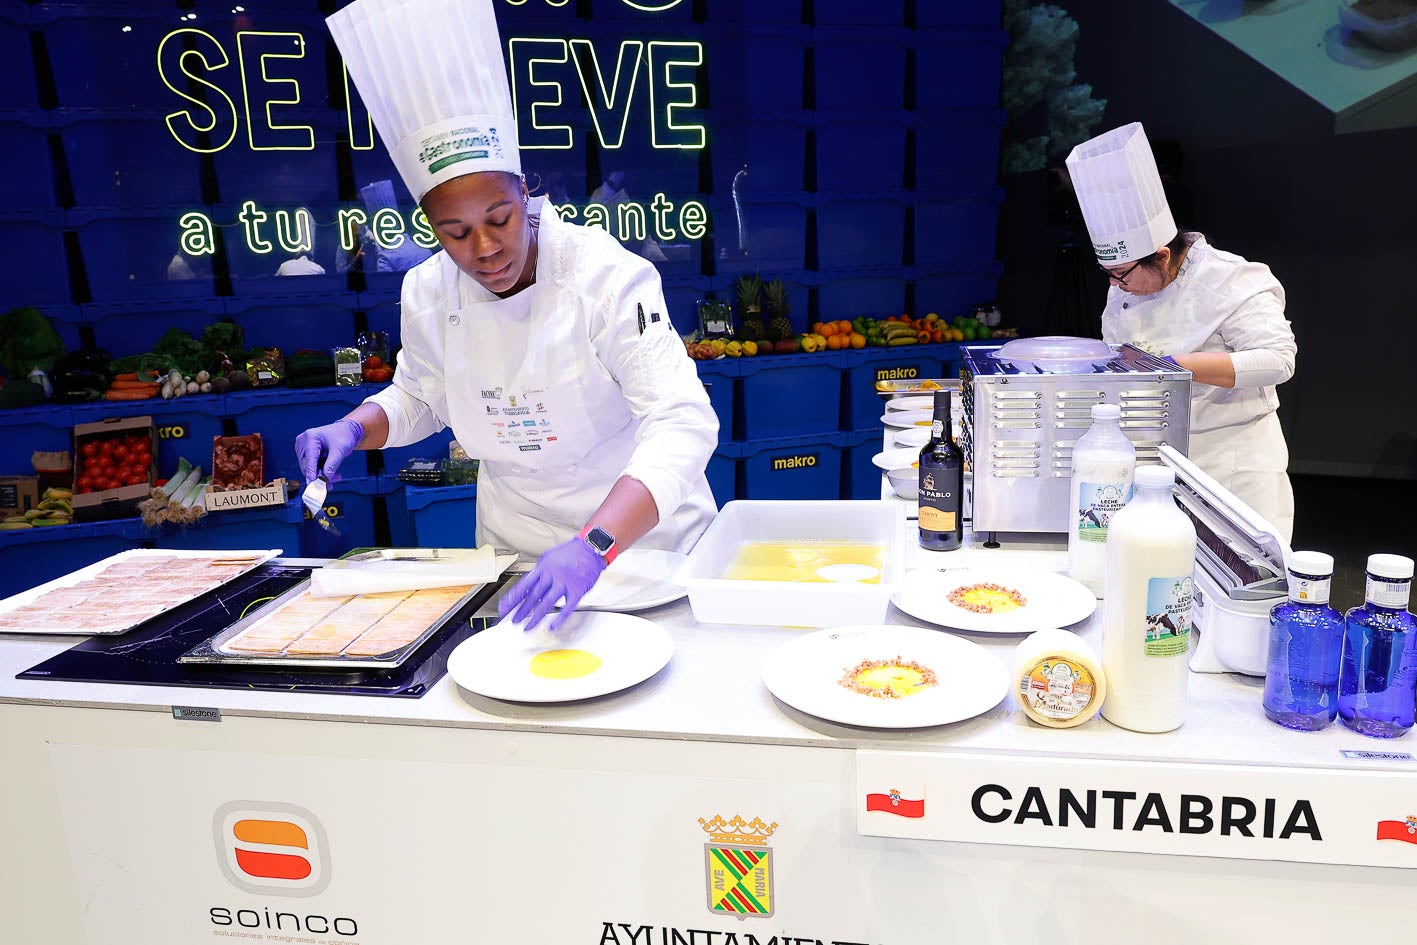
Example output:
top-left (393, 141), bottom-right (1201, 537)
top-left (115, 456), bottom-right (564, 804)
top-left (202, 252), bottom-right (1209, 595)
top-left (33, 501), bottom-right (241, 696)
top-left (811, 322), bottom-right (826, 336)
top-left (850, 332), bottom-right (866, 349)
top-left (826, 334), bottom-right (843, 350)
top-left (821, 322), bottom-right (837, 337)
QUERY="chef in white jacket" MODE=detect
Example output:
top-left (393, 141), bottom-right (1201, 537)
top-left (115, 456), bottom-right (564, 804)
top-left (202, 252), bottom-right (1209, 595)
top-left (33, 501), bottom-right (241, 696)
top-left (298, 0), bottom-right (718, 631)
top-left (1067, 123), bottom-right (1296, 541)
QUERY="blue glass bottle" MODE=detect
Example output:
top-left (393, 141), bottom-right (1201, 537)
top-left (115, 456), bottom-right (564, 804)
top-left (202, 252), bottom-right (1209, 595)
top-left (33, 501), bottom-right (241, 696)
top-left (1263, 552), bottom-right (1344, 731)
top-left (1339, 554), bottom-right (1417, 739)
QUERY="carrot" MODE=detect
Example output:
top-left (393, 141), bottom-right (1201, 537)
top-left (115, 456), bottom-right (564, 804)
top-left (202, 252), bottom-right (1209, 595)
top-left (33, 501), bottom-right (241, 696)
top-left (109, 380), bottom-right (161, 391)
top-left (104, 389), bottom-right (157, 401)
top-left (114, 372), bottom-right (139, 382)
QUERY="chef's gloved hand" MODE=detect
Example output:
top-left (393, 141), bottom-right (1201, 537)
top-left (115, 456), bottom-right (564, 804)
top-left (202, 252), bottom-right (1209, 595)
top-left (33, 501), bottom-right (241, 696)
top-left (499, 536), bottom-right (607, 634)
top-left (1159, 355), bottom-right (1181, 367)
top-left (295, 419), bottom-right (364, 484)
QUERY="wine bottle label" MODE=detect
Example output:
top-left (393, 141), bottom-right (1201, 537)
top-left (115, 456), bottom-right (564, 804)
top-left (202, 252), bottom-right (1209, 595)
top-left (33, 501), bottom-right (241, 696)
top-left (1289, 573), bottom-right (1331, 604)
top-left (932, 419), bottom-right (943, 438)
top-left (1143, 576), bottom-right (1193, 658)
top-left (1366, 575), bottom-right (1412, 609)
top-left (918, 468), bottom-right (959, 533)
top-left (1076, 481), bottom-right (1133, 542)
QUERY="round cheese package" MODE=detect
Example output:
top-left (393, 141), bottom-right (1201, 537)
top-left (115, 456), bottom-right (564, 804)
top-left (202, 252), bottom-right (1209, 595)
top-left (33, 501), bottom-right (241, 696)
top-left (1012, 628), bottom-right (1107, 729)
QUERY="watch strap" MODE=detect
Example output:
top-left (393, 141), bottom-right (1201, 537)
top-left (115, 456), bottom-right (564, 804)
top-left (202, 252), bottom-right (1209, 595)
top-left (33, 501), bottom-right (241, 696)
top-left (578, 524), bottom-right (618, 566)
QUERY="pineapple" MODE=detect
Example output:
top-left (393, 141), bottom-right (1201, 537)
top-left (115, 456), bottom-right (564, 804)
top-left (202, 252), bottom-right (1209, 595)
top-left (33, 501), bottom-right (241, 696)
top-left (735, 274), bottom-right (765, 341)
top-left (764, 279), bottom-right (792, 342)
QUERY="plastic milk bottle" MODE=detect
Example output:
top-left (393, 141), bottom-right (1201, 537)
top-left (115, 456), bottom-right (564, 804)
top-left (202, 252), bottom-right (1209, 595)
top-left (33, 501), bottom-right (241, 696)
top-left (1068, 403), bottom-right (1136, 598)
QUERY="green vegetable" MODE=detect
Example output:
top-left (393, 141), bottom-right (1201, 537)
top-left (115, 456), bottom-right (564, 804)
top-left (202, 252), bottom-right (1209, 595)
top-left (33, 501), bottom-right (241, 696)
top-left (0, 307), bottom-right (65, 378)
top-left (157, 458), bottom-right (195, 499)
top-left (0, 379), bottom-right (48, 410)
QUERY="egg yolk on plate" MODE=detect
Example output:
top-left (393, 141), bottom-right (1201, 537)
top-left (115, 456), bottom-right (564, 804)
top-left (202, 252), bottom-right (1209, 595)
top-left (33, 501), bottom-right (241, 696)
top-left (949, 584), bottom-right (1026, 613)
top-left (530, 648), bottom-right (603, 679)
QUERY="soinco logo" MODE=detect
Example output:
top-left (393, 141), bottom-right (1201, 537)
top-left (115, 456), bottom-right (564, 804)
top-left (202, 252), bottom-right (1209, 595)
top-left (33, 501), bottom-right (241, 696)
top-left (213, 801), bottom-right (331, 896)
top-left (699, 814), bottom-right (775, 919)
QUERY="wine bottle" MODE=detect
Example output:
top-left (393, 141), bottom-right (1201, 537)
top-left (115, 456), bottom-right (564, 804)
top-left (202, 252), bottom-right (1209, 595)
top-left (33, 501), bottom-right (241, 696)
top-left (918, 389), bottom-right (963, 551)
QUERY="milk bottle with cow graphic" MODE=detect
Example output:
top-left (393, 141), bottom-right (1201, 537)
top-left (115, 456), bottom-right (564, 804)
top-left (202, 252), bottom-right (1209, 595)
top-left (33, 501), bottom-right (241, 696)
top-left (1099, 465), bottom-right (1196, 733)
top-left (1068, 403), bottom-right (1136, 598)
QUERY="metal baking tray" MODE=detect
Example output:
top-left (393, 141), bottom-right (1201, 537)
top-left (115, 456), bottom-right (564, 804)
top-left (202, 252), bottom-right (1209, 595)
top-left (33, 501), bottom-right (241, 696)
top-left (178, 579), bottom-right (491, 670)
top-left (0, 549), bottom-right (282, 636)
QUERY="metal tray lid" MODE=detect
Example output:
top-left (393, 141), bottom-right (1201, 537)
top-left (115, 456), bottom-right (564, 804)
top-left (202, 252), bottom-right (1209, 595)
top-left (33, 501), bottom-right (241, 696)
top-left (1159, 444), bottom-right (1290, 599)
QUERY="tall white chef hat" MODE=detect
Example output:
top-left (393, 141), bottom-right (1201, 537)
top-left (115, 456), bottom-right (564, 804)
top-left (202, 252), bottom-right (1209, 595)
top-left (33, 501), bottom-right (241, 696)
top-left (1065, 122), bottom-right (1177, 265)
top-left (328, 0), bottom-right (520, 204)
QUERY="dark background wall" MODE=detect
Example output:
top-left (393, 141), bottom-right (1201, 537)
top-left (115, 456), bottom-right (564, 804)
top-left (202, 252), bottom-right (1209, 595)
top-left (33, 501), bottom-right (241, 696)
top-left (998, 0), bottom-right (1417, 481)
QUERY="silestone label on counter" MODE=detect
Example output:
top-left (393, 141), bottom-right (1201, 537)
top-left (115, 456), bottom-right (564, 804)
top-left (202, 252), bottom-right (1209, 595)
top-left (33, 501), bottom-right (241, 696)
top-left (856, 750), bottom-right (1417, 869)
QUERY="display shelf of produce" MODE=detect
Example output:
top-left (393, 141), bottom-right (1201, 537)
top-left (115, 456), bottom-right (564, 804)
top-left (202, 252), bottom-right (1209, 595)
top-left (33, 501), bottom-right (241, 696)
top-left (0, 517), bottom-right (148, 599)
top-left (150, 495), bottom-right (304, 554)
top-left (71, 395), bottom-right (228, 480)
top-left (737, 432), bottom-right (847, 501)
top-left (224, 386), bottom-right (372, 483)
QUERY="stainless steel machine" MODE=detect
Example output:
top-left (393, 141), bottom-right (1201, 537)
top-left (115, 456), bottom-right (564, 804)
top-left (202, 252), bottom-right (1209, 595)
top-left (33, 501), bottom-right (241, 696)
top-left (959, 341), bottom-right (1192, 537)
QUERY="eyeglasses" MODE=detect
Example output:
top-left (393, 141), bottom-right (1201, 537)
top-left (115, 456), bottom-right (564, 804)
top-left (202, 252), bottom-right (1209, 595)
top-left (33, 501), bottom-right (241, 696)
top-left (1099, 260), bottom-right (1143, 286)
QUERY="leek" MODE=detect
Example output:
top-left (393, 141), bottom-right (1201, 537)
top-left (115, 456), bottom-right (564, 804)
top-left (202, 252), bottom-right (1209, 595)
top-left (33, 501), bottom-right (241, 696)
top-left (157, 458), bottom-right (194, 498)
top-left (171, 466), bottom-right (204, 506)
top-left (179, 476), bottom-right (210, 510)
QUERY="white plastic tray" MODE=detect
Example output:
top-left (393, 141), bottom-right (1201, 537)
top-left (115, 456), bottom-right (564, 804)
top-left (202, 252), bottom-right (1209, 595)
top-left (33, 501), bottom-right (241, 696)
top-left (677, 501), bottom-right (903, 628)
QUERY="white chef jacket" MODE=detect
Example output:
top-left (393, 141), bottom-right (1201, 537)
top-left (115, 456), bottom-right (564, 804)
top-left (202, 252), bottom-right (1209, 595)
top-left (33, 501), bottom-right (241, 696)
top-left (1101, 236), bottom-right (1296, 540)
top-left (275, 255), bottom-right (326, 276)
top-left (364, 196), bottom-right (718, 556)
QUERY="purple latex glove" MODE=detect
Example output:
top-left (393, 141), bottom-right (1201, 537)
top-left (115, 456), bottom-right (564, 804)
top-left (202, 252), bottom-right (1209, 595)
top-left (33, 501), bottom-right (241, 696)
top-left (498, 536), bottom-right (607, 634)
top-left (1159, 355), bottom-right (1181, 367)
top-left (295, 419), bottom-right (364, 484)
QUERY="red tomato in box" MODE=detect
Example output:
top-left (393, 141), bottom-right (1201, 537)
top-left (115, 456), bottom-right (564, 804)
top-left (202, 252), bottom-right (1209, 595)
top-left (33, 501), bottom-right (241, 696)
top-left (114, 444), bottom-right (130, 462)
top-left (81, 442), bottom-right (97, 459)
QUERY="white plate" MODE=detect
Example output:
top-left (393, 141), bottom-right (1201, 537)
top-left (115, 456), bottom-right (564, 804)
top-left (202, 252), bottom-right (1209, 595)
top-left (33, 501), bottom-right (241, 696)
top-left (762, 624), bottom-right (1008, 729)
top-left (891, 566), bottom-right (1097, 634)
top-left (573, 548), bottom-right (688, 612)
top-left (881, 409), bottom-right (934, 430)
top-left (446, 611), bottom-right (674, 703)
top-left (871, 447), bottom-right (922, 472)
top-left (891, 427), bottom-right (931, 448)
top-left (884, 394), bottom-right (935, 411)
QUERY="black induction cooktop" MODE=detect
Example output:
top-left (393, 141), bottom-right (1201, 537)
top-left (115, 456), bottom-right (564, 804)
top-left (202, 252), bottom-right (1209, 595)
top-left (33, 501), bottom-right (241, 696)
top-left (17, 564), bottom-right (504, 698)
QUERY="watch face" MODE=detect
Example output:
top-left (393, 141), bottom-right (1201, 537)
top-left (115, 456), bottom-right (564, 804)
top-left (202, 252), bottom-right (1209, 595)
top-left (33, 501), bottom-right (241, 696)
top-left (585, 526), bottom-right (615, 555)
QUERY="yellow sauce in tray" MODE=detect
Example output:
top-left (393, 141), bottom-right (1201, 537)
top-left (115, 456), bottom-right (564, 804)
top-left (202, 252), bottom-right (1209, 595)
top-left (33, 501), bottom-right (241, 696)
top-left (720, 541), bottom-right (886, 584)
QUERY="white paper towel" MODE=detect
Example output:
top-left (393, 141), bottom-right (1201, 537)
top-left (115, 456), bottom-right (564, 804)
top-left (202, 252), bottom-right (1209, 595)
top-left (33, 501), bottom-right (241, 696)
top-left (309, 547), bottom-right (507, 598)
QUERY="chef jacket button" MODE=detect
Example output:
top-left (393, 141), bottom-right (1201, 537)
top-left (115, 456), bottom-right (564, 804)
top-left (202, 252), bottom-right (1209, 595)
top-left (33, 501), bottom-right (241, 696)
top-left (449, 314), bottom-right (461, 325)
top-left (1122, 303), bottom-right (1129, 310)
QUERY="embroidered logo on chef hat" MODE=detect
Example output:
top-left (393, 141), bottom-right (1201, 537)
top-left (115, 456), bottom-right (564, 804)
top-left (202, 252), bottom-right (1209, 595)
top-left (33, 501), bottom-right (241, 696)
top-left (213, 801), bottom-right (332, 896)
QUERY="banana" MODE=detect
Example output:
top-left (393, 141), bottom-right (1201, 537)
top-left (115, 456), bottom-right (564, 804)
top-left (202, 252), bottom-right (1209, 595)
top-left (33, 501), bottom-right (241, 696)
top-left (4, 515), bottom-right (28, 524)
top-left (42, 488), bottom-right (73, 501)
top-left (38, 499), bottom-right (73, 515)
top-left (887, 336), bottom-right (920, 346)
top-left (881, 323), bottom-right (916, 337)
top-left (30, 518), bottom-right (64, 527)
top-left (0, 522), bottom-right (33, 530)
top-left (23, 509), bottom-right (46, 520)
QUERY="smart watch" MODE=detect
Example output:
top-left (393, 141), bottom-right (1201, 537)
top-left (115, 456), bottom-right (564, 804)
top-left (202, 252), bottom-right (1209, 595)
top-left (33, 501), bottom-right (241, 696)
top-left (579, 524), bottom-right (618, 566)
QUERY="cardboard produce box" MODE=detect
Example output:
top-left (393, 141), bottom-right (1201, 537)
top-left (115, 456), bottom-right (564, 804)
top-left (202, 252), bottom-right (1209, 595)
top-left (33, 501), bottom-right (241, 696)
top-left (72, 416), bottom-right (157, 521)
top-left (0, 475), bottom-right (40, 518)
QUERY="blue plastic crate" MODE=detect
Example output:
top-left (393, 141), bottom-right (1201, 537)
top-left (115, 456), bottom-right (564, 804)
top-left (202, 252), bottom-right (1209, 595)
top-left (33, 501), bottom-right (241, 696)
top-left (915, 110), bottom-right (1006, 191)
top-left (696, 356), bottom-right (738, 443)
top-left (0, 6), bottom-right (38, 108)
top-left (739, 432), bottom-right (845, 501)
top-left (917, 1), bottom-right (1003, 27)
top-left (37, 6), bottom-right (172, 108)
top-left (841, 345), bottom-right (950, 430)
top-left (67, 208), bottom-right (217, 302)
top-left (406, 484), bottom-right (478, 548)
top-left (842, 427), bottom-right (886, 500)
top-left (0, 116), bottom-right (54, 209)
top-left (297, 474), bottom-right (379, 558)
top-left (211, 125), bottom-right (343, 207)
top-left (914, 269), bottom-right (1000, 320)
top-left (152, 497), bottom-right (304, 554)
top-left (706, 443), bottom-right (739, 507)
top-left (706, 27), bottom-right (806, 110)
top-left (376, 474), bottom-right (416, 548)
top-left (225, 387), bottom-right (372, 482)
top-left (215, 202), bottom-right (348, 288)
top-left (379, 426), bottom-right (456, 480)
top-left (715, 197), bottom-right (809, 274)
top-left (41, 304), bottom-right (84, 357)
top-left (224, 292), bottom-right (360, 355)
top-left (737, 354), bottom-right (844, 440)
top-left (915, 30), bottom-right (1007, 109)
top-left (815, 28), bottom-right (908, 109)
top-left (0, 518), bottom-right (146, 599)
top-left (586, 0), bottom-right (696, 18)
top-left (712, 112), bottom-right (809, 194)
top-left (816, 115), bottom-right (907, 192)
top-left (815, 0), bottom-right (904, 25)
top-left (709, 0), bottom-right (800, 22)
top-left (817, 198), bottom-right (908, 270)
top-left (915, 193), bottom-right (1003, 266)
top-left (661, 280), bottom-right (707, 337)
top-left (594, 114), bottom-right (704, 198)
top-left (56, 109), bottom-right (204, 207)
top-left (817, 271), bottom-right (908, 323)
top-left (360, 290), bottom-right (404, 353)
top-left (82, 298), bottom-right (226, 360)
top-left (0, 404), bottom-right (75, 476)
top-left (0, 211), bottom-right (70, 305)
top-left (71, 396), bottom-right (227, 482)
